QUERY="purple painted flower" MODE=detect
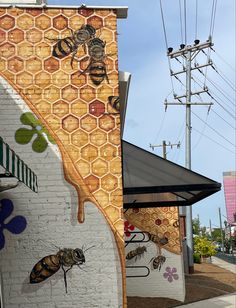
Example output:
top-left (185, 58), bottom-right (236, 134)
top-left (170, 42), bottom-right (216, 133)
top-left (163, 267), bottom-right (179, 282)
top-left (0, 199), bottom-right (27, 250)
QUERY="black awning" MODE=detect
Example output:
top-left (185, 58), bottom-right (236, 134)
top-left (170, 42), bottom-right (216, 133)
top-left (122, 140), bottom-right (221, 209)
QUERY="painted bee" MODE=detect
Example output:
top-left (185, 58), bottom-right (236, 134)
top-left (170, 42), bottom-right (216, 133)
top-left (52, 24), bottom-right (96, 68)
top-left (173, 220), bottom-right (179, 228)
top-left (82, 37), bottom-right (109, 85)
top-left (149, 255), bottom-right (166, 271)
top-left (126, 246), bottom-right (147, 261)
top-left (30, 247), bottom-right (92, 293)
top-left (148, 233), bottom-right (169, 246)
top-left (108, 96), bottom-right (120, 112)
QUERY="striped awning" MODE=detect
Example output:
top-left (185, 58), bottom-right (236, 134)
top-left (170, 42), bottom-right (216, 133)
top-left (0, 137), bottom-right (38, 193)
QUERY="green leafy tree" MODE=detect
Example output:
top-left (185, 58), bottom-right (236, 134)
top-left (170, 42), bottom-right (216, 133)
top-left (194, 236), bottom-right (217, 258)
top-left (224, 238), bottom-right (231, 254)
top-left (211, 228), bottom-right (223, 242)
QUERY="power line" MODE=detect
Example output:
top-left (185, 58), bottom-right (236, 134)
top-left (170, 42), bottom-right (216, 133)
top-left (159, 0), bottom-right (176, 96)
top-left (211, 48), bottom-right (236, 73)
top-left (194, 71), bottom-right (235, 109)
top-left (159, 0), bottom-right (168, 50)
top-left (183, 74), bottom-right (235, 129)
top-left (209, 0), bottom-right (217, 39)
top-left (179, 0), bottom-right (184, 43)
top-left (184, 0), bottom-right (187, 45)
top-left (211, 63), bottom-right (236, 91)
top-left (207, 92), bottom-right (236, 119)
top-left (195, 0), bottom-right (198, 40)
top-left (192, 110), bottom-right (235, 147)
top-left (192, 111), bottom-right (208, 150)
top-left (192, 127), bottom-right (235, 155)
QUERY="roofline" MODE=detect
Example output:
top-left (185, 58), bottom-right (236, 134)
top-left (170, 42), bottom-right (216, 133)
top-left (0, 4), bottom-right (128, 19)
top-left (122, 139), bottom-right (221, 185)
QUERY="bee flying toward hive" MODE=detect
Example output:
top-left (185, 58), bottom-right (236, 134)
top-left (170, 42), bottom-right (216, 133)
top-left (126, 246), bottom-right (147, 261)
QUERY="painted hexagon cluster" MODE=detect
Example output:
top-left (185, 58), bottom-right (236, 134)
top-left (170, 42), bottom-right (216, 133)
top-left (0, 7), bottom-right (123, 235)
top-left (124, 207), bottom-right (181, 254)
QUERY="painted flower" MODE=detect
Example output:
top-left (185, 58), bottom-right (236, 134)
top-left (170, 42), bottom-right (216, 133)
top-left (0, 199), bottom-right (27, 250)
top-left (124, 220), bottom-right (135, 237)
top-left (163, 267), bottom-right (179, 282)
top-left (15, 112), bottom-right (55, 153)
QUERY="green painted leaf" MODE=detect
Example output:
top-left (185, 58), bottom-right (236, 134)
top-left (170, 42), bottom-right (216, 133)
top-left (20, 112), bottom-right (40, 127)
top-left (32, 134), bottom-right (48, 153)
top-left (15, 128), bottom-right (34, 144)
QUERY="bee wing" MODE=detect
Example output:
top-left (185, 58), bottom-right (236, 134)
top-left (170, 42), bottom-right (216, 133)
top-left (17, 237), bottom-right (60, 261)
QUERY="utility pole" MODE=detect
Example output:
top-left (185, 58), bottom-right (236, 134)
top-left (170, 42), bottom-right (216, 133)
top-left (150, 141), bottom-right (180, 159)
top-left (219, 207), bottom-right (224, 253)
top-left (165, 39), bottom-right (214, 274)
top-left (209, 219), bottom-right (212, 240)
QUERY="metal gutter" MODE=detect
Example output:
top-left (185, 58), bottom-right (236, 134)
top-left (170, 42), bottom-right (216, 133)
top-left (119, 71), bottom-right (131, 138)
top-left (0, 4), bottom-right (128, 19)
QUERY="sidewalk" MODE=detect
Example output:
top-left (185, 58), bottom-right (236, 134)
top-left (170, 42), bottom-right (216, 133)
top-left (177, 257), bottom-right (236, 307)
top-left (212, 256), bottom-right (236, 274)
top-left (177, 293), bottom-right (236, 307)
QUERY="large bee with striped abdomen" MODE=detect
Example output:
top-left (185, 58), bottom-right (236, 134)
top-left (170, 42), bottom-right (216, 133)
top-left (52, 24), bottom-right (96, 68)
top-left (82, 37), bottom-right (109, 85)
top-left (30, 247), bottom-right (86, 293)
top-left (126, 246), bottom-right (147, 261)
top-left (149, 255), bottom-right (166, 271)
top-left (148, 233), bottom-right (169, 246)
top-left (108, 96), bottom-right (120, 112)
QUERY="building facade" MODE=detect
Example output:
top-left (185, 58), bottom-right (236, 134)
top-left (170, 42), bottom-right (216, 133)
top-left (223, 171), bottom-right (236, 225)
top-left (0, 6), bottom-right (125, 307)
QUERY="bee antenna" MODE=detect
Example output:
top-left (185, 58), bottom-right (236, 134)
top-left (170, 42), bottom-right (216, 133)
top-left (84, 245), bottom-right (95, 253)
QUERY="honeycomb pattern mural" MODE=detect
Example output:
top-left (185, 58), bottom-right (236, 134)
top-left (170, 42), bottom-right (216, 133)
top-left (0, 6), bottom-right (125, 293)
top-left (125, 206), bottom-right (181, 254)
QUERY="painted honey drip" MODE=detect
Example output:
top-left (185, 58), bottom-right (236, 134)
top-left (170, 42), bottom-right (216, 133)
top-left (0, 7), bottom-right (126, 307)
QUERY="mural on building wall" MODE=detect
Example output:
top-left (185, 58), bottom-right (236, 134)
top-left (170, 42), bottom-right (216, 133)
top-left (124, 206), bottom-right (185, 301)
top-left (0, 198), bottom-right (27, 250)
top-left (125, 207), bottom-right (181, 255)
top-left (0, 6), bottom-right (125, 305)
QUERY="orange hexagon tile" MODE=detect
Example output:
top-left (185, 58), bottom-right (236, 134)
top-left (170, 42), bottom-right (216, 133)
top-left (91, 158), bottom-right (108, 177)
top-left (8, 28), bottom-right (24, 44)
top-left (53, 15), bottom-right (68, 30)
top-left (62, 85), bottom-right (78, 102)
top-left (71, 100), bottom-right (88, 117)
top-left (80, 115), bottom-right (97, 132)
top-left (17, 42), bottom-right (33, 58)
top-left (8, 57), bottom-right (24, 73)
top-left (0, 42), bottom-right (15, 58)
top-left (90, 129), bottom-right (107, 146)
top-left (62, 115), bottom-right (79, 133)
top-left (99, 115), bottom-right (115, 131)
top-left (17, 14), bottom-right (34, 30)
top-left (35, 42), bottom-right (51, 59)
top-left (35, 14), bottom-right (51, 30)
top-left (0, 15), bottom-right (15, 30)
top-left (71, 130), bottom-right (89, 148)
top-left (35, 71), bottom-right (51, 88)
top-left (53, 101), bottom-right (69, 118)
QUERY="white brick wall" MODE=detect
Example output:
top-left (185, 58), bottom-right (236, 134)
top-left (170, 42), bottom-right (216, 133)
top-left (0, 76), bottom-right (123, 308)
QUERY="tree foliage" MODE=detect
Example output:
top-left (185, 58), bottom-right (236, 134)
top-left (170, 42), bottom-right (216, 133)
top-left (194, 236), bottom-right (217, 258)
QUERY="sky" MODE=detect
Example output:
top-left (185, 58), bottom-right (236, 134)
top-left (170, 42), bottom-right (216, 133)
top-left (48, 0), bottom-right (236, 228)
